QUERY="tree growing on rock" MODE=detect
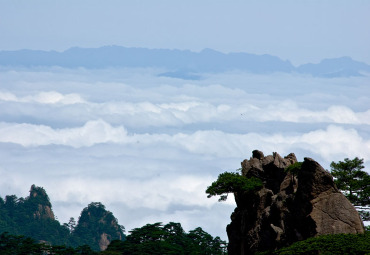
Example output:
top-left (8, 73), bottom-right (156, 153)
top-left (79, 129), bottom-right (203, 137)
top-left (205, 170), bottom-right (262, 202)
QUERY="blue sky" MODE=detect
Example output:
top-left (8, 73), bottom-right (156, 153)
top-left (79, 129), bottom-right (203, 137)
top-left (1, 1), bottom-right (370, 65)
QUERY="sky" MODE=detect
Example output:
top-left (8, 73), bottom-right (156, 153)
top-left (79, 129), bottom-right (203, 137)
top-left (0, 0), bottom-right (369, 241)
top-left (1, 1), bottom-right (370, 65)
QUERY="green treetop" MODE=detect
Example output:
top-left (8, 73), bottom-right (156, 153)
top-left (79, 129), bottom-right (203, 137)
top-left (206, 170), bottom-right (262, 202)
top-left (330, 157), bottom-right (370, 206)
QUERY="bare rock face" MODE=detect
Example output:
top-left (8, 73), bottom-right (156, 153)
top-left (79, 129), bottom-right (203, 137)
top-left (99, 233), bottom-right (110, 251)
top-left (227, 150), bottom-right (365, 255)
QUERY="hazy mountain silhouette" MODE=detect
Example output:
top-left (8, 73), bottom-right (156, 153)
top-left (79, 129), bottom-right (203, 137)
top-left (297, 56), bottom-right (370, 77)
top-left (0, 46), bottom-right (369, 78)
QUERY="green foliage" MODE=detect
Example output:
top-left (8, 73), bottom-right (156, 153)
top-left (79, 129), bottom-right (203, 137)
top-left (0, 187), bottom-right (71, 246)
top-left (0, 232), bottom-right (99, 255)
top-left (64, 217), bottom-right (77, 232)
top-left (330, 157), bottom-right (370, 206)
top-left (259, 232), bottom-right (370, 255)
top-left (206, 171), bottom-right (262, 201)
top-left (72, 202), bottom-right (125, 251)
top-left (187, 227), bottom-right (227, 255)
top-left (0, 232), bottom-right (46, 254)
top-left (28, 185), bottom-right (52, 208)
top-left (0, 187), bottom-right (125, 252)
top-left (102, 240), bottom-right (126, 254)
top-left (285, 162), bottom-right (303, 175)
top-left (108, 222), bottom-right (227, 255)
top-left (73, 245), bottom-right (99, 255)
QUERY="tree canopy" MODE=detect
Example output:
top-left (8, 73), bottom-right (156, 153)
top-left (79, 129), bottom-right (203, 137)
top-left (330, 157), bottom-right (370, 206)
top-left (206, 170), bottom-right (262, 201)
top-left (106, 222), bottom-right (227, 255)
top-left (0, 232), bottom-right (98, 255)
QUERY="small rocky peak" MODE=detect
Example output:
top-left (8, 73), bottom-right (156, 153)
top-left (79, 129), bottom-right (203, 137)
top-left (73, 202), bottom-right (124, 251)
top-left (284, 153), bottom-right (298, 164)
top-left (28, 185), bottom-right (55, 220)
top-left (241, 150), bottom-right (297, 194)
top-left (29, 185), bottom-right (50, 202)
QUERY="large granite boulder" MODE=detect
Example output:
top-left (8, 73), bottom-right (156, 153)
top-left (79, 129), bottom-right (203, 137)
top-left (227, 150), bottom-right (365, 255)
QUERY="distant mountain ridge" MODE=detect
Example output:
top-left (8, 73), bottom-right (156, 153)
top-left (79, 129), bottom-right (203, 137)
top-left (1, 46), bottom-right (369, 78)
top-left (297, 56), bottom-right (370, 78)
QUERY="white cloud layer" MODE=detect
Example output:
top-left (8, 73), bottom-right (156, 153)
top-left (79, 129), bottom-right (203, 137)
top-left (0, 67), bottom-right (369, 240)
top-left (0, 120), bottom-right (128, 147)
top-left (0, 91), bottom-right (85, 104)
top-left (1, 121), bottom-right (369, 161)
top-left (0, 90), bottom-right (369, 129)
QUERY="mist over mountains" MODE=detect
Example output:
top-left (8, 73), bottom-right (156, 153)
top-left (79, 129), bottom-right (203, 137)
top-left (1, 46), bottom-right (369, 78)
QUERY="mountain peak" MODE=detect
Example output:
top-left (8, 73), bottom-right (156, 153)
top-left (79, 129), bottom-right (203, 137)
top-left (28, 185), bottom-right (54, 220)
top-left (74, 202), bottom-right (125, 251)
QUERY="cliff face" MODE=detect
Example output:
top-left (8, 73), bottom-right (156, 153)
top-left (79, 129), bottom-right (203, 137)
top-left (227, 150), bottom-right (365, 255)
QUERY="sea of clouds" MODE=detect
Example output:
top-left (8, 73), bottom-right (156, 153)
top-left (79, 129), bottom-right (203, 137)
top-left (0, 67), bottom-right (369, 239)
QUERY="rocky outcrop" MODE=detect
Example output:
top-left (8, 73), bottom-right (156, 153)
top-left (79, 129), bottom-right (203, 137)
top-left (28, 185), bottom-right (55, 220)
top-left (227, 150), bottom-right (365, 255)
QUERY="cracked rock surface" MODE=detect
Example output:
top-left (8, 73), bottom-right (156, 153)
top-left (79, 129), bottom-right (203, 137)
top-left (227, 151), bottom-right (365, 255)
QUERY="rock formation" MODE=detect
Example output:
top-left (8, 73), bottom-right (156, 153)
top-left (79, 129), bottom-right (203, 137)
top-left (227, 150), bottom-right (365, 255)
top-left (28, 184), bottom-right (55, 220)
